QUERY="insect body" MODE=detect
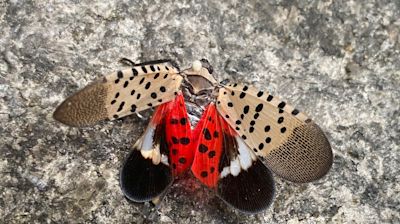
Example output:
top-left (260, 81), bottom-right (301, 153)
top-left (54, 59), bottom-right (332, 213)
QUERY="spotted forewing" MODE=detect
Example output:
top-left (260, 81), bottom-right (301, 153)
top-left (54, 59), bottom-right (332, 213)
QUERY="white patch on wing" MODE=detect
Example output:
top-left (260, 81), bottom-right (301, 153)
top-left (220, 136), bottom-right (258, 178)
top-left (230, 158), bottom-right (241, 176)
top-left (142, 126), bottom-right (155, 151)
top-left (220, 167), bottom-right (230, 178)
top-left (236, 136), bottom-right (253, 170)
top-left (133, 125), bottom-right (162, 165)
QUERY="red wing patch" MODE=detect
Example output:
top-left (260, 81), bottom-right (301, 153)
top-left (192, 103), bottom-right (275, 213)
top-left (191, 103), bottom-right (224, 187)
top-left (165, 94), bottom-right (194, 176)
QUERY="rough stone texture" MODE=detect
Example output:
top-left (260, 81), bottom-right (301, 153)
top-left (1, 0), bottom-right (399, 223)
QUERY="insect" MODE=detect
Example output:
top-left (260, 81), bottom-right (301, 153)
top-left (54, 59), bottom-right (332, 213)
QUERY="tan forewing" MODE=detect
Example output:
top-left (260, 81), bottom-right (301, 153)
top-left (216, 83), bottom-right (332, 183)
top-left (54, 62), bottom-right (182, 127)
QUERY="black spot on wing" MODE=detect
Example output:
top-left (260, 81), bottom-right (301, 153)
top-left (203, 128), bottom-right (212, 140)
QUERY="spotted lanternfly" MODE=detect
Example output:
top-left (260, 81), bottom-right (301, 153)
top-left (54, 58), bottom-right (332, 214)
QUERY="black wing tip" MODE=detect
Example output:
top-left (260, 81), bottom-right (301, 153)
top-left (217, 160), bottom-right (275, 214)
top-left (120, 150), bottom-right (173, 202)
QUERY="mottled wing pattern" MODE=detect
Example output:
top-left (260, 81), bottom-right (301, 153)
top-left (54, 62), bottom-right (182, 127)
top-left (192, 103), bottom-right (275, 213)
top-left (216, 83), bottom-right (332, 183)
top-left (120, 94), bottom-right (192, 202)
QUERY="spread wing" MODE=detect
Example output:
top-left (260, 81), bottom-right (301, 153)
top-left (191, 103), bottom-right (275, 213)
top-left (216, 83), bottom-right (332, 183)
top-left (54, 61), bottom-right (182, 127)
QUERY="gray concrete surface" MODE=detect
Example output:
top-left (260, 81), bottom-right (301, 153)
top-left (0, 0), bottom-right (399, 223)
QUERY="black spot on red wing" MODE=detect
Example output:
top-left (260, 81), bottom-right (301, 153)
top-left (255, 104), bottom-right (263, 112)
top-left (267, 95), bottom-right (273, 101)
top-left (180, 137), bottom-right (190, 145)
top-left (179, 157), bottom-right (186, 164)
top-left (141, 66), bottom-right (147, 73)
top-left (172, 149), bottom-right (178, 155)
top-left (117, 71), bottom-right (123, 78)
top-left (132, 68), bottom-right (138, 76)
top-left (139, 77), bottom-right (145, 84)
top-left (210, 167), bottom-right (215, 173)
top-left (199, 144), bottom-right (208, 153)
top-left (278, 101), bottom-right (286, 109)
top-left (172, 164), bottom-right (176, 169)
top-left (172, 137), bottom-right (179, 144)
top-left (200, 171), bottom-right (208, 177)
top-left (239, 92), bottom-right (246, 98)
top-left (292, 109), bottom-right (299, 115)
top-left (203, 128), bottom-right (212, 140)
top-left (208, 116), bottom-right (212, 121)
top-left (280, 127), bottom-right (287, 133)
top-left (180, 118), bottom-right (187, 125)
top-left (145, 82), bottom-right (151, 89)
top-left (170, 119), bottom-right (178, 124)
top-left (151, 92), bottom-right (157, 99)
top-left (208, 150), bottom-right (216, 158)
top-left (213, 131), bottom-right (219, 138)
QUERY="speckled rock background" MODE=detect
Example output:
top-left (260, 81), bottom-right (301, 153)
top-left (1, 0), bottom-right (399, 223)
